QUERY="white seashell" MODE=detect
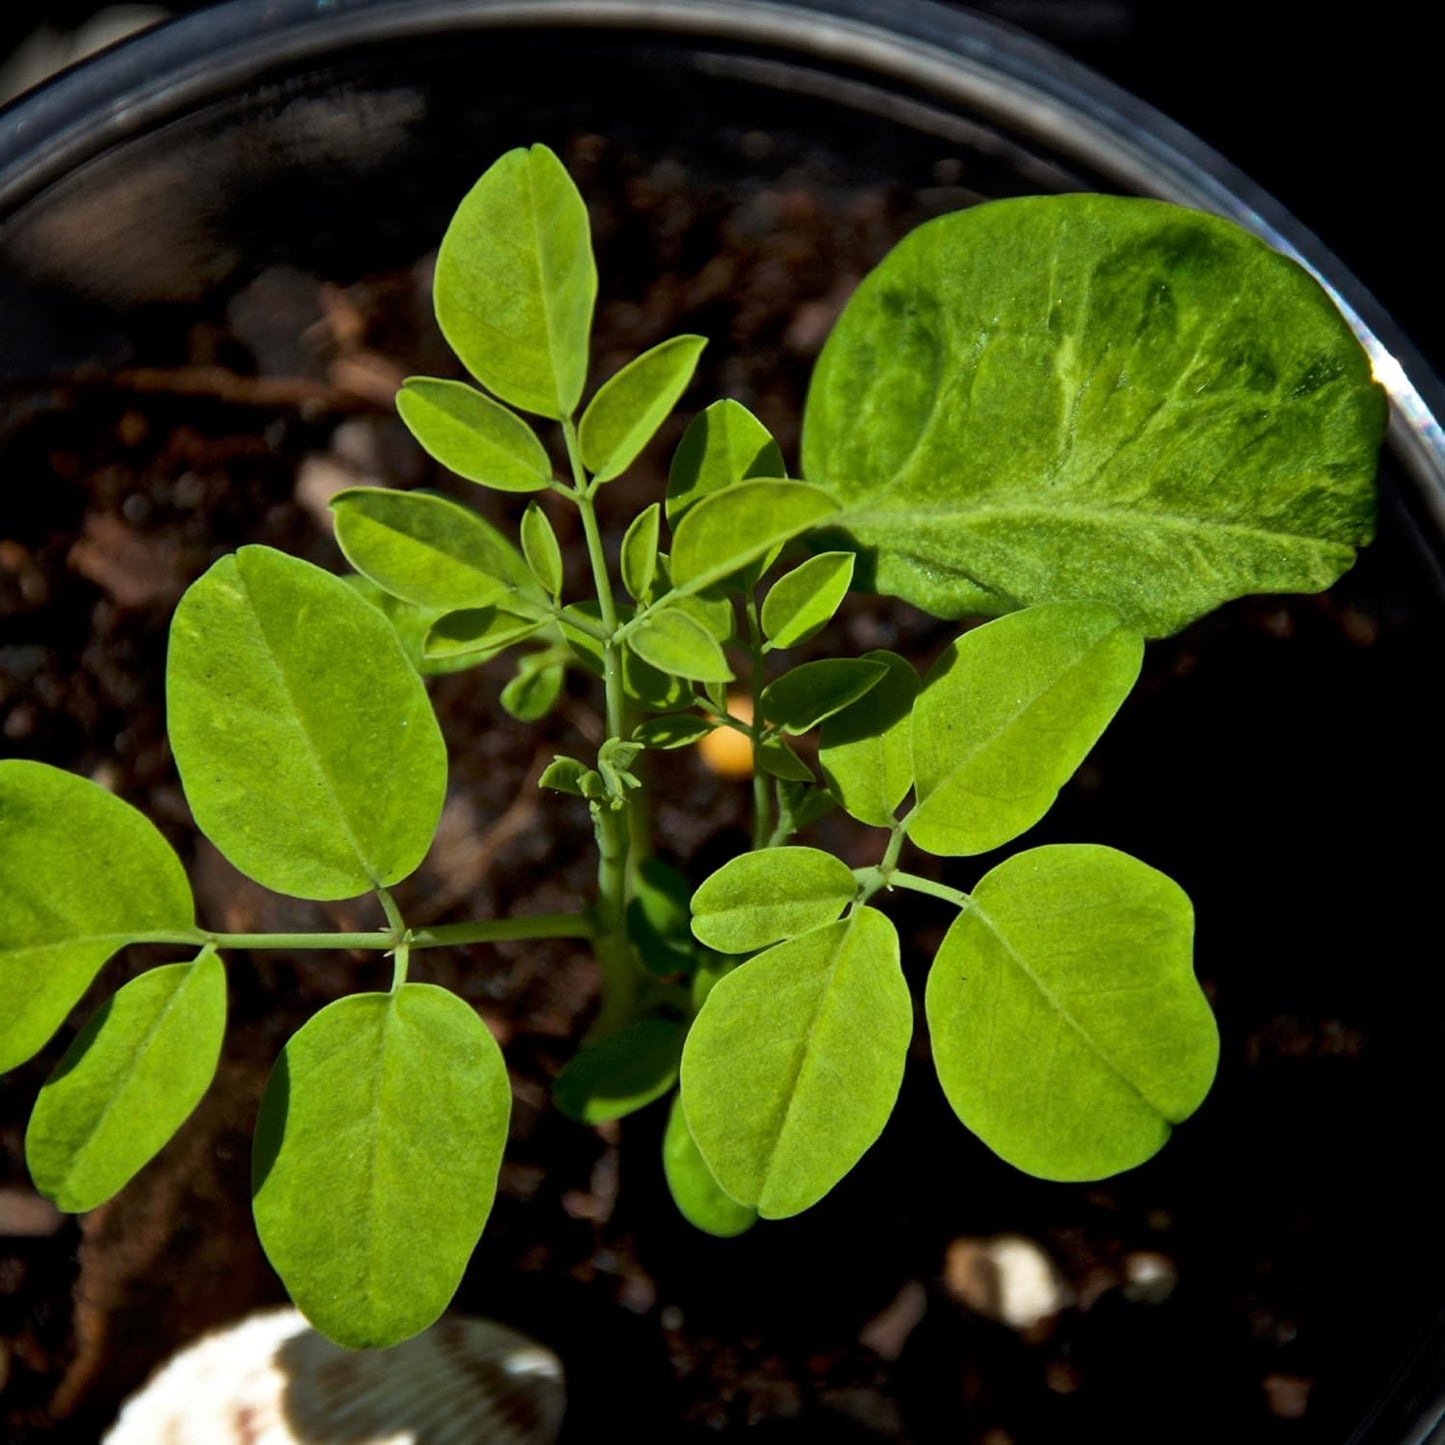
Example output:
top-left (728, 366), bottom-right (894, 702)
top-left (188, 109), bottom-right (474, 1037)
top-left (103, 1308), bottom-right (565, 1445)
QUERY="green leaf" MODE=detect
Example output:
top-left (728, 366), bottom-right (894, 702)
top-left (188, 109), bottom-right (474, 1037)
top-left (761, 552), bottom-right (855, 649)
top-left (520, 501), bottom-right (563, 599)
top-left (331, 488), bottom-right (527, 611)
top-left (425, 607), bottom-right (547, 661)
top-left (0, 762), bottom-right (194, 1074)
top-left (345, 575), bottom-right (477, 677)
top-left (634, 713), bottom-right (714, 750)
top-left (681, 908), bottom-right (910, 1217)
top-left (500, 658), bottom-right (565, 722)
top-left (396, 377), bottom-right (553, 492)
top-left (818, 651), bottom-right (919, 827)
top-left (756, 735), bottom-right (814, 783)
top-left (559, 601), bottom-right (692, 710)
top-left (774, 779), bottom-right (838, 838)
top-left (630, 609), bottom-right (733, 684)
top-left (167, 547), bottom-right (448, 900)
top-left (579, 336), bottom-right (707, 482)
top-left (553, 1019), bottom-right (684, 1124)
top-left (670, 589), bottom-right (735, 644)
top-left (802, 195), bottom-right (1384, 636)
top-left (691, 846), bottom-right (857, 954)
top-left (26, 949), bottom-right (225, 1212)
top-left (666, 399), bottom-right (786, 523)
top-left (760, 658), bottom-right (888, 736)
top-left (909, 602), bottom-right (1142, 857)
top-left (668, 480), bottom-right (838, 599)
top-left (926, 844), bottom-right (1217, 1180)
top-left (663, 1095), bottom-right (757, 1238)
top-left (539, 756), bottom-right (588, 795)
top-left (620, 503), bottom-right (661, 602)
top-left (252, 985), bottom-right (510, 1349)
top-left (627, 858), bottom-right (699, 977)
top-left (433, 143), bottom-right (595, 420)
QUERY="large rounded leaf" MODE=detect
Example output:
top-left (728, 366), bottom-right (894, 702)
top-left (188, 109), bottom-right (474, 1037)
top-left (167, 546), bottom-right (448, 900)
top-left (908, 602), bottom-right (1142, 856)
top-left (681, 908), bottom-right (910, 1218)
top-left (27, 950), bottom-right (226, 1212)
top-left (803, 195), bottom-right (1384, 636)
top-left (691, 847), bottom-right (858, 954)
top-left (0, 761), bottom-right (194, 1073)
top-left (252, 985), bottom-right (511, 1348)
top-left (926, 844), bottom-right (1217, 1180)
top-left (434, 143), bottom-right (595, 420)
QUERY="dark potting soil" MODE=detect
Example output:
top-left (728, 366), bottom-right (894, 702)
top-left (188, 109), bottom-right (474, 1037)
top-left (3, 129), bottom-right (1444, 1444)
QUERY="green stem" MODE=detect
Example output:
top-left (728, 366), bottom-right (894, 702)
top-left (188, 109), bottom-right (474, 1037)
top-left (127, 911), bottom-right (595, 954)
top-left (746, 594), bottom-right (771, 850)
top-left (562, 415), bottom-right (638, 1038)
top-left (888, 870), bottom-right (972, 910)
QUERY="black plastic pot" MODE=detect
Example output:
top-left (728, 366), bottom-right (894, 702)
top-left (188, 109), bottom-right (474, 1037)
top-left (2, 4), bottom-right (1442, 1441)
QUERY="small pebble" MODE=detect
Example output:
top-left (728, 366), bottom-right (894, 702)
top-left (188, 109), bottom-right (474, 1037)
top-left (943, 1234), bottom-right (1071, 1331)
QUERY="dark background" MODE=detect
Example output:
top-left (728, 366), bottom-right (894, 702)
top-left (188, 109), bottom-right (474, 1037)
top-left (2, 0), bottom-right (1437, 390)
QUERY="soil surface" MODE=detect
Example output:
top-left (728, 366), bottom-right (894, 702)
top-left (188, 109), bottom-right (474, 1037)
top-left (3, 127), bottom-right (1445, 1444)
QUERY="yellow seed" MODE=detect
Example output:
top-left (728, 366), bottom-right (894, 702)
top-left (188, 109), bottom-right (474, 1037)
top-left (699, 695), bottom-right (755, 779)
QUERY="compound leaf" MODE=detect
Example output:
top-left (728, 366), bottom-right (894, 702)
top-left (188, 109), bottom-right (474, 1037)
top-left (553, 1018), bottom-right (684, 1124)
top-left (580, 336), bottom-right (707, 482)
top-left (761, 551), bottom-right (855, 649)
top-left (663, 1095), bottom-right (757, 1238)
top-left (331, 487), bottom-right (528, 612)
top-left (691, 846), bottom-right (857, 954)
top-left (167, 547), bottom-right (448, 900)
top-left (433, 143), bottom-right (595, 420)
top-left (396, 377), bottom-right (553, 492)
top-left (681, 908), bottom-right (910, 1217)
top-left (252, 985), bottom-right (510, 1349)
top-left (909, 602), bottom-right (1142, 856)
top-left (759, 657), bottom-right (887, 736)
top-left (803, 195), bottom-right (1384, 637)
top-left (27, 949), bottom-right (226, 1212)
top-left (666, 399), bottom-right (785, 523)
top-left (818, 650), bottom-right (919, 827)
top-left (0, 761), bottom-right (194, 1073)
top-left (926, 844), bottom-right (1216, 1179)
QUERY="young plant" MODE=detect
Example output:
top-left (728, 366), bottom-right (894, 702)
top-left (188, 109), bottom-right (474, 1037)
top-left (0, 145), bottom-right (1384, 1347)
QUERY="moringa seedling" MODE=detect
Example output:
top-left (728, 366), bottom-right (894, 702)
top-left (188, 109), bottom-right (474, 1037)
top-left (0, 144), bottom-right (1384, 1348)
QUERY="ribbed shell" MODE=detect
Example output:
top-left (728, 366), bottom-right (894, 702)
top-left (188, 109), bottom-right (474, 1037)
top-left (103, 1309), bottom-right (565, 1444)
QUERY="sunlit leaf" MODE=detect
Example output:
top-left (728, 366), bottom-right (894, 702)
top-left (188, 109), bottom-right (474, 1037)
top-left (663, 1095), bottom-right (757, 1238)
top-left (909, 602), bottom-right (1142, 856)
top-left (681, 908), bottom-right (910, 1217)
top-left (396, 377), bottom-right (553, 492)
top-left (630, 609), bottom-right (733, 684)
top-left (761, 552), bottom-right (855, 649)
top-left (167, 547), bottom-right (448, 899)
top-left (331, 487), bottom-right (528, 612)
top-left (926, 844), bottom-right (1216, 1180)
top-left (579, 336), bottom-right (707, 482)
top-left (27, 950), bottom-right (225, 1212)
top-left (0, 761), bottom-right (194, 1073)
top-left (433, 143), bottom-right (595, 419)
top-left (620, 503), bottom-right (661, 602)
top-left (818, 651), bottom-right (919, 827)
top-left (252, 985), bottom-right (510, 1348)
top-left (759, 658), bottom-right (887, 736)
top-left (666, 399), bottom-right (785, 523)
top-left (803, 195), bottom-right (1384, 636)
top-left (668, 480), bottom-right (837, 600)
top-left (691, 847), bottom-right (857, 954)
top-left (520, 500), bottom-right (563, 599)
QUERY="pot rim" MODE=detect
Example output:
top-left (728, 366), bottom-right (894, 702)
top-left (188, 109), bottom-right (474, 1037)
top-left (2, 3), bottom-right (1442, 1439)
